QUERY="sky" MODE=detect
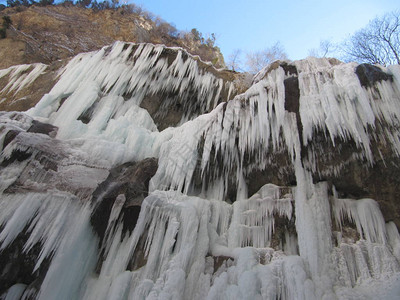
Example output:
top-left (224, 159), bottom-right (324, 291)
top-left (131, 0), bottom-right (400, 61)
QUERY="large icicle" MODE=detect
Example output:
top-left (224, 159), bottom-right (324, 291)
top-left (228, 184), bottom-right (293, 248)
top-left (0, 192), bottom-right (99, 300)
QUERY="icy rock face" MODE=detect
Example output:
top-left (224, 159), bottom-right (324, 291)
top-left (28, 42), bottom-right (236, 132)
top-left (1, 44), bottom-right (400, 299)
top-left (90, 158), bottom-right (158, 267)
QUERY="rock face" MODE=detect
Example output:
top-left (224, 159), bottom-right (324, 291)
top-left (0, 42), bottom-right (236, 129)
top-left (0, 5), bottom-right (225, 69)
top-left (90, 158), bottom-right (158, 244)
top-left (263, 60), bottom-right (400, 229)
top-left (1, 46), bottom-right (400, 299)
top-left (355, 63), bottom-right (393, 87)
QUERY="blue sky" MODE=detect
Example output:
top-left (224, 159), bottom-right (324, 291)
top-left (132, 0), bottom-right (400, 60)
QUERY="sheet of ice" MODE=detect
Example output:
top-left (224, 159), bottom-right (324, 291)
top-left (38, 202), bottom-right (98, 300)
top-left (0, 190), bottom-right (99, 300)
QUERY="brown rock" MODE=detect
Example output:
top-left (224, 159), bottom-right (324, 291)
top-left (0, 5), bottom-right (225, 69)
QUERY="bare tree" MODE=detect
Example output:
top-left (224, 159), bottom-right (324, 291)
top-left (226, 49), bottom-right (242, 72)
top-left (320, 40), bottom-right (334, 57)
top-left (245, 42), bottom-right (288, 74)
top-left (308, 39), bottom-right (335, 57)
top-left (342, 11), bottom-right (400, 65)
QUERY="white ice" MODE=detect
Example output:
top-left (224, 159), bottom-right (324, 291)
top-left (1, 45), bottom-right (400, 300)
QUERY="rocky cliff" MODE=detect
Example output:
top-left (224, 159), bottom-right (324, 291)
top-left (0, 42), bottom-right (400, 299)
top-left (0, 5), bottom-right (225, 69)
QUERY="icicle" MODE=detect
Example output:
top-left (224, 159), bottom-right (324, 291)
top-left (228, 183), bottom-right (293, 249)
top-left (0, 63), bottom-right (47, 95)
top-left (37, 202), bottom-right (98, 300)
top-left (333, 197), bottom-right (387, 244)
top-left (387, 222), bottom-right (400, 261)
top-left (2, 284), bottom-right (27, 300)
top-left (0, 191), bottom-right (98, 300)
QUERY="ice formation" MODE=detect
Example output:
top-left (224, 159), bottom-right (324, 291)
top-left (1, 42), bottom-right (400, 299)
top-left (0, 64), bottom-right (48, 96)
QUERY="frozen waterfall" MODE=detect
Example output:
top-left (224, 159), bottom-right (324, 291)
top-left (1, 42), bottom-right (400, 299)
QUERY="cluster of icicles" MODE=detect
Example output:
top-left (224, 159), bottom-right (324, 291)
top-left (1, 42), bottom-right (400, 299)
